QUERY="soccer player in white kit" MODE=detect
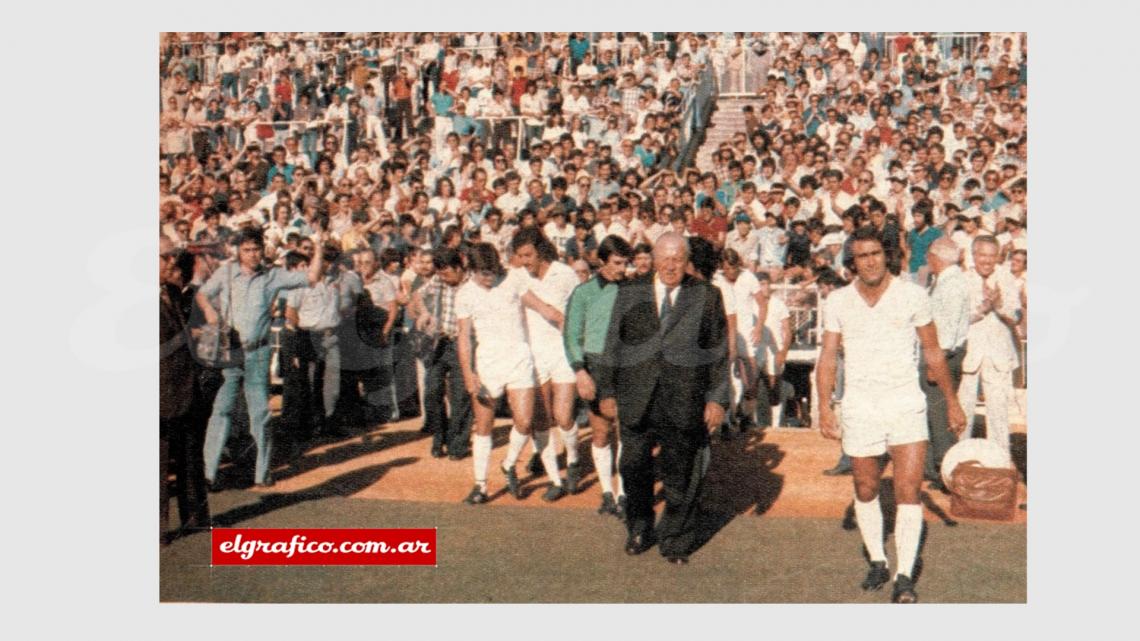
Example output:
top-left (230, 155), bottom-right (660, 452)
top-left (719, 248), bottom-right (763, 431)
top-left (815, 226), bottom-right (966, 603)
top-left (455, 242), bottom-right (564, 504)
top-left (511, 227), bottom-right (582, 501)
top-left (750, 271), bottom-right (792, 427)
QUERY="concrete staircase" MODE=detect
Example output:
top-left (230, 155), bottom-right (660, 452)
top-left (693, 96), bottom-right (767, 174)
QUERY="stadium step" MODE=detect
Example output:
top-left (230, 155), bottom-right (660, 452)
top-left (694, 96), bottom-right (767, 173)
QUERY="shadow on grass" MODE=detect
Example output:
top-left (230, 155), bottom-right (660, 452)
top-left (680, 430), bottom-right (787, 556)
top-left (211, 457), bottom-right (418, 527)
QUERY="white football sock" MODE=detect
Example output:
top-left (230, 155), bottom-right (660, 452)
top-left (894, 503), bottom-right (924, 578)
top-left (559, 425), bottom-right (580, 465)
top-left (854, 495), bottom-right (887, 563)
top-left (473, 434), bottom-right (492, 492)
top-left (534, 429), bottom-right (562, 486)
top-left (592, 444), bottom-right (614, 495)
top-left (502, 427), bottom-right (529, 469)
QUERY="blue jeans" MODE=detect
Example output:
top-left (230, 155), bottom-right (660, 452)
top-left (221, 72), bottom-right (238, 99)
top-left (203, 345), bottom-right (273, 484)
top-left (301, 129), bottom-right (319, 170)
top-left (311, 331), bottom-right (340, 421)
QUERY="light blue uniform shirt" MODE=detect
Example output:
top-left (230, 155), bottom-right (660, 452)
top-left (200, 260), bottom-right (309, 348)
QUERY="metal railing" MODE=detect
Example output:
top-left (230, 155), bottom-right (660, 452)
top-left (718, 42), bottom-right (772, 97)
top-left (770, 283), bottom-right (823, 363)
top-left (673, 63), bottom-right (717, 172)
top-left (881, 32), bottom-right (987, 62)
top-left (705, 32), bottom-right (990, 98)
top-left (468, 115), bottom-right (527, 163)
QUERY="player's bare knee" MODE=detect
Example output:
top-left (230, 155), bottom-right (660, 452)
top-left (854, 478), bottom-right (879, 502)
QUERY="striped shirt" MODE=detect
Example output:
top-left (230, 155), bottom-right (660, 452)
top-left (418, 275), bottom-right (461, 339)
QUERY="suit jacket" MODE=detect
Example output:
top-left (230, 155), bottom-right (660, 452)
top-left (594, 274), bottom-right (730, 430)
top-left (160, 283), bottom-right (198, 420)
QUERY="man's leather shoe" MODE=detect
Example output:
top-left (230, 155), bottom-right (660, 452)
top-left (823, 463), bottom-right (853, 476)
top-left (255, 474), bottom-right (275, 489)
top-left (321, 425), bottom-right (352, 439)
top-left (665, 554), bottom-right (689, 565)
top-left (448, 450), bottom-right (469, 461)
top-left (624, 532), bottom-right (655, 556)
top-left (430, 445), bottom-right (445, 458)
top-left (927, 479), bottom-right (950, 494)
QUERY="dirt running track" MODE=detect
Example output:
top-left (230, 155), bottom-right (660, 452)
top-left (253, 418), bottom-right (1027, 524)
top-left (160, 415), bottom-right (1027, 603)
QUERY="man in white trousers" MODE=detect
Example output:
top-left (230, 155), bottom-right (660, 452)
top-left (958, 235), bottom-right (1021, 455)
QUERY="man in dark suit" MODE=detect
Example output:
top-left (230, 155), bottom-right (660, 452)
top-left (160, 236), bottom-right (210, 545)
top-left (594, 233), bottom-right (730, 564)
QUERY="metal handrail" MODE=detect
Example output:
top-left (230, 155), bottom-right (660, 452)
top-left (672, 63), bottom-right (717, 172)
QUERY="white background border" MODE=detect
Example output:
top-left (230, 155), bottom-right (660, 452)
top-left (5, 2), bottom-right (1137, 639)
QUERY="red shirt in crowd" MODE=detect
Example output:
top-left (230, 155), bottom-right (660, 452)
top-left (461, 186), bottom-right (495, 205)
top-left (871, 124), bottom-right (896, 147)
top-left (441, 69), bottom-right (460, 93)
top-left (510, 77), bottom-right (528, 108)
top-left (689, 215), bottom-right (727, 245)
top-left (392, 77), bottom-right (412, 100)
top-left (274, 78), bottom-right (293, 104)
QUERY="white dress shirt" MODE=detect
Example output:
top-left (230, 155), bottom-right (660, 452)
top-left (962, 267), bottom-right (1021, 372)
top-left (929, 265), bottom-right (970, 351)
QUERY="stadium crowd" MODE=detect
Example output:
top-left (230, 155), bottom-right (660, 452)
top-left (159, 32), bottom-right (1028, 577)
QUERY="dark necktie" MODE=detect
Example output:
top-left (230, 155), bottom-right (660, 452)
top-left (660, 286), bottom-right (675, 322)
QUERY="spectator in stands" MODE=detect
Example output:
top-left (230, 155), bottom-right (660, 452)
top-left (905, 201), bottom-right (942, 285)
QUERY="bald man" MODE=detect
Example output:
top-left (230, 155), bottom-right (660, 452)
top-left (594, 233), bottom-right (730, 564)
top-left (922, 238), bottom-right (971, 489)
